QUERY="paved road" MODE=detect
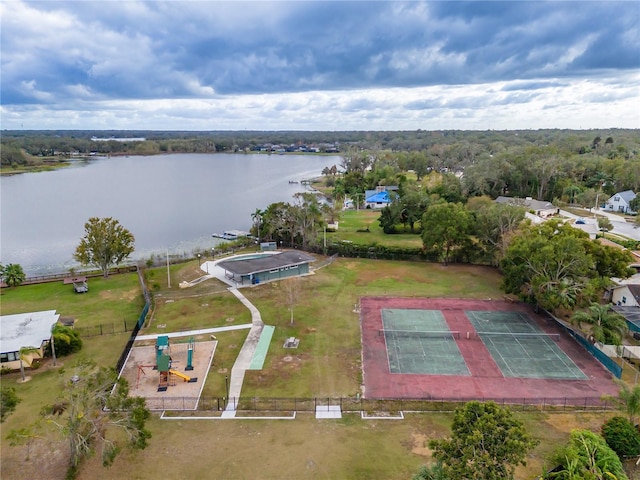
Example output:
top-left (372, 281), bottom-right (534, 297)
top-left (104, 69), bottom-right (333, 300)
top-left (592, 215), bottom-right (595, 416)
top-left (560, 208), bottom-right (640, 241)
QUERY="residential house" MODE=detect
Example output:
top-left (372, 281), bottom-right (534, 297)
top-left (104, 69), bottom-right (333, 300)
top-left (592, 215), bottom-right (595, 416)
top-left (494, 196), bottom-right (559, 219)
top-left (0, 310), bottom-right (59, 370)
top-left (604, 190), bottom-right (637, 214)
top-left (611, 284), bottom-right (640, 307)
top-left (364, 186), bottom-right (398, 209)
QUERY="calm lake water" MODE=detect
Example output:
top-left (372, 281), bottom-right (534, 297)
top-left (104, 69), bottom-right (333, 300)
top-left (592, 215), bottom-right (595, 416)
top-left (1, 153), bottom-right (337, 276)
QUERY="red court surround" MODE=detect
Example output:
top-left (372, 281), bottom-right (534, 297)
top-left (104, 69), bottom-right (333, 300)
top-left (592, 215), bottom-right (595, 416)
top-left (360, 297), bottom-right (620, 403)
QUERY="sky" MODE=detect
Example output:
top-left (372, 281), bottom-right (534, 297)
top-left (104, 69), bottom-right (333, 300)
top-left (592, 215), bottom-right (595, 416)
top-left (1, 1), bottom-right (639, 131)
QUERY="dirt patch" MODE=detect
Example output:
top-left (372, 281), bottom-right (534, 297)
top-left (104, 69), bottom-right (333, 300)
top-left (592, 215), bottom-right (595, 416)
top-left (410, 433), bottom-right (433, 457)
top-left (1, 433), bottom-right (68, 480)
top-left (544, 413), bottom-right (611, 433)
top-left (99, 289), bottom-right (115, 300)
top-left (98, 287), bottom-right (138, 302)
top-left (277, 355), bottom-right (303, 369)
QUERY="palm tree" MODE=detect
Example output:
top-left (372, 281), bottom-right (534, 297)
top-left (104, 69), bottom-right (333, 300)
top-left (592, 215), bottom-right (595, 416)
top-left (1, 263), bottom-right (26, 287)
top-left (251, 208), bottom-right (263, 243)
top-left (604, 382), bottom-right (640, 424)
top-left (18, 346), bottom-right (40, 383)
top-left (571, 303), bottom-right (628, 345)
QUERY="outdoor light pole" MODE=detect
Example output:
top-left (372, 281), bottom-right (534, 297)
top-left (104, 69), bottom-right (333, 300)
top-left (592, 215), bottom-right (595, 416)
top-left (323, 225), bottom-right (327, 253)
top-left (225, 375), bottom-right (229, 406)
top-left (166, 250), bottom-right (171, 288)
top-left (197, 254), bottom-right (201, 266)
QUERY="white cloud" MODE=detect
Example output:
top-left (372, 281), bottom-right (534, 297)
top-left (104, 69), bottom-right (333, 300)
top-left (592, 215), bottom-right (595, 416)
top-left (1, 1), bottom-right (638, 130)
top-left (2, 73), bottom-right (637, 131)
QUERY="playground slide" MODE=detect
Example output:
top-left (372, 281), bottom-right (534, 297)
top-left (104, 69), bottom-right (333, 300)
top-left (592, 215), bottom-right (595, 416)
top-left (169, 369), bottom-right (192, 382)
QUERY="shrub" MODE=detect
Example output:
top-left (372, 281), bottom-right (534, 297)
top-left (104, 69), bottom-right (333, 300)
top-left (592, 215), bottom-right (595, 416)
top-left (1, 387), bottom-right (21, 422)
top-left (45, 325), bottom-right (83, 357)
top-left (548, 429), bottom-right (628, 479)
top-left (601, 416), bottom-right (640, 457)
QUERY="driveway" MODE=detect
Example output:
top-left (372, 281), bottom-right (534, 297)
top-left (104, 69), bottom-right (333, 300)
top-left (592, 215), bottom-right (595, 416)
top-left (560, 208), bottom-right (639, 241)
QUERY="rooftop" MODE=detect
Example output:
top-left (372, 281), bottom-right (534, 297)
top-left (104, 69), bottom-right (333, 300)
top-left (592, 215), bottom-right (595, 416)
top-left (217, 251), bottom-right (315, 276)
top-left (0, 310), bottom-right (59, 353)
top-left (609, 190), bottom-right (636, 203)
top-left (495, 196), bottom-right (555, 211)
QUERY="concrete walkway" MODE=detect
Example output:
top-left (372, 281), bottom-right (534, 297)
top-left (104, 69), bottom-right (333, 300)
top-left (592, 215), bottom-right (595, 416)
top-left (174, 255), bottom-right (274, 417)
top-left (135, 324), bottom-right (252, 341)
top-left (223, 287), bottom-right (265, 416)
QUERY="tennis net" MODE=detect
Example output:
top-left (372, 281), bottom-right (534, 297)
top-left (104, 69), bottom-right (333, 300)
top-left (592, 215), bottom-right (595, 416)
top-left (379, 329), bottom-right (461, 340)
top-left (476, 332), bottom-right (561, 342)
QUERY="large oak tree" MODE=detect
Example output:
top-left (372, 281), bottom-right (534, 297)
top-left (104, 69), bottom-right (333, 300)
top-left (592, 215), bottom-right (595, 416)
top-left (74, 217), bottom-right (135, 278)
top-left (421, 202), bottom-right (473, 264)
top-left (429, 401), bottom-right (538, 480)
top-left (500, 220), bottom-right (633, 311)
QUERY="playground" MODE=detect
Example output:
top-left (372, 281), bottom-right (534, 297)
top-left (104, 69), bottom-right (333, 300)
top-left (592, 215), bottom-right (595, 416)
top-left (120, 337), bottom-right (217, 410)
top-left (361, 297), bottom-right (621, 402)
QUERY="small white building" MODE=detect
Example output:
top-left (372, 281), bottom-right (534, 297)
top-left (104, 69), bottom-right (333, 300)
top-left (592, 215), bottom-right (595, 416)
top-left (0, 310), bottom-right (59, 370)
top-left (605, 190), bottom-right (637, 214)
top-left (611, 284), bottom-right (640, 307)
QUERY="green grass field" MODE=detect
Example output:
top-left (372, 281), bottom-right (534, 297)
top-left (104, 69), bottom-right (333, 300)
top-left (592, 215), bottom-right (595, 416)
top-left (1, 273), bottom-right (144, 330)
top-left (326, 209), bottom-right (423, 246)
top-left (1, 253), bottom-right (632, 480)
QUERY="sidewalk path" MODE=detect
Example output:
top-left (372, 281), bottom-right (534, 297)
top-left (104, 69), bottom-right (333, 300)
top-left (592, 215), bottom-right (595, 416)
top-left (135, 324), bottom-right (252, 341)
top-left (176, 255), bottom-right (276, 417)
top-left (223, 287), bottom-right (266, 416)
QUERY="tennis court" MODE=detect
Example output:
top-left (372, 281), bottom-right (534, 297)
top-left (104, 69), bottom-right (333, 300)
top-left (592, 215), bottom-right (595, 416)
top-left (360, 297), bottom-right (619, 402)
top-left (465, 311), bottom-right (588, 380)
top-left (381, 309), bottom-right (469, 375)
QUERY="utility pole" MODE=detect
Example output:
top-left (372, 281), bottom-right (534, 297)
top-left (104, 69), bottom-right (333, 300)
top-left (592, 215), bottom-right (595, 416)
top-left (166, 250), bottom-right (171, 288)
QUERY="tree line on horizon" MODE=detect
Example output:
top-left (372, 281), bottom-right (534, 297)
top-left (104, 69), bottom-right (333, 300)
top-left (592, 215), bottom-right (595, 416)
top-left (2, 129), bottom-right (639, 194)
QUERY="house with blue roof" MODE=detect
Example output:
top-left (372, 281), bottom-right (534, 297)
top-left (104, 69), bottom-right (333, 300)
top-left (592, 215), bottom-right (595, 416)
top-left (364, 186), bottom-right (397, 209)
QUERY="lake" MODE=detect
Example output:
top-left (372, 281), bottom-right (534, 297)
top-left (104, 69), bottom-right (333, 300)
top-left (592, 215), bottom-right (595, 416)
top-left (0, 153), bottom-right (338, 276)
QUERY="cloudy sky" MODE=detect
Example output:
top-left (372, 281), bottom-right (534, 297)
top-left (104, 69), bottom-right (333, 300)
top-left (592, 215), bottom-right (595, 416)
top-left (1, 1), bottom-right (639, 131)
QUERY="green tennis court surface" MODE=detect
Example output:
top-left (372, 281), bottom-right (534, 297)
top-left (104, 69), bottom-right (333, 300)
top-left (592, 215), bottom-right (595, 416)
top-left (381, 309), bottom-right (469, 375)
top-left (466, 311), bottom-right (587, 379)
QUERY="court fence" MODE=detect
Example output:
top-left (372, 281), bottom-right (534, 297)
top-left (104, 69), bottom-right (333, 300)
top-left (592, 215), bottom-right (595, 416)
top-left (146, 395), bottom-right (617, 413)
top-left (541, 308), bottom-right (623, 378)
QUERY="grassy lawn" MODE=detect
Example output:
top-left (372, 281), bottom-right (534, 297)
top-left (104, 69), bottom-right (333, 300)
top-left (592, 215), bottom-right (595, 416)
top-left (58, 411), bottom-right (615, 480)
top-left (2, 254), bottom-right (634, 480)
top-left (0, 273), bottom-right (144, 330)
top-left (327, 209), bottom-right (423, 247)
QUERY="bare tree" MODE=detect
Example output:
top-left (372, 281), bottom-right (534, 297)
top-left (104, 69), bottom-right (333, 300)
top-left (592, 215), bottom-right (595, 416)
top-left (282, 277), bottom-right (302, 325)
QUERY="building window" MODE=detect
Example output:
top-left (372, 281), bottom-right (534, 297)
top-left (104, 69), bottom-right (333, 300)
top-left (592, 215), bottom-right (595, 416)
top-left (614, 196), bottom-right (620, 201)
top-left (622, 296), bottom-right (627, 304)
top-left (1, 351), bottom-right (18, 363)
